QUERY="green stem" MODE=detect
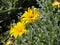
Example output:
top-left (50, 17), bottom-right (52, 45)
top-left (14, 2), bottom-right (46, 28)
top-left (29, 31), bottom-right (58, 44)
top-left (0, 7), bottom-right (22, 13)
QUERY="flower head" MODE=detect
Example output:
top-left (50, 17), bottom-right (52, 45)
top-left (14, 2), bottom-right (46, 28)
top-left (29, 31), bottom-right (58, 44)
top-left (21, 7), bottom-right (40, 24)
top-left (5, 37), bottom-right (15, 45)
top-left (10, 22), bottom-right (27, 38)
top-left (52, 1), bottom-right (60, 8)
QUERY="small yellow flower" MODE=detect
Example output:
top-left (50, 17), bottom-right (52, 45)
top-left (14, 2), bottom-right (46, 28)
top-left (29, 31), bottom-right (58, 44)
top-left (10, 22), bottom-right (27, 38)
top-left (52, 1), bottom-right (60, 8)
top-left (21, 7), bottom-right (40, 24)
top-left (5, 37), bottom-right (15, 45)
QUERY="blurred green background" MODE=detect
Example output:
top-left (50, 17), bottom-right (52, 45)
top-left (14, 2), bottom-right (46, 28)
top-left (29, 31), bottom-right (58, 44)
top-left (0, 0), bottom-right (60, 45)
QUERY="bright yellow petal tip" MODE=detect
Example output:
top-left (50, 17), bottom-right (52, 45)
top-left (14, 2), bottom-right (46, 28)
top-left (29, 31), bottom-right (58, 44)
top-left (52, 1), bottom-right (60, 8)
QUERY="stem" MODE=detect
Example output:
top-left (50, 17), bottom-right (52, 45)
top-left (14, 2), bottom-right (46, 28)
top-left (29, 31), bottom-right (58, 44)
top-left (0, 7), bottom-right (22, 13)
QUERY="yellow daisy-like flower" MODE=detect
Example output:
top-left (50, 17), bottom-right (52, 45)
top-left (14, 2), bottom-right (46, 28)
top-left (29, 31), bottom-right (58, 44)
top-left (52, 1), bottom-right (60, 8)
top-left (21, 7), bottom-right (40, 24)
top-left (10, 22), bottom-right (27, 38)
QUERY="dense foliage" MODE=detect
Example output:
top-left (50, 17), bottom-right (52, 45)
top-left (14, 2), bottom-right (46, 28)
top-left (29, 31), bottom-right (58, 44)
top-left (0, 0), bottom-right (60, 45)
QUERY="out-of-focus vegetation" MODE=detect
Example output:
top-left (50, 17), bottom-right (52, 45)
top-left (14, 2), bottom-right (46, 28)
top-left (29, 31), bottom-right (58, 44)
top-left (0, 0), bottom-right (60, 45)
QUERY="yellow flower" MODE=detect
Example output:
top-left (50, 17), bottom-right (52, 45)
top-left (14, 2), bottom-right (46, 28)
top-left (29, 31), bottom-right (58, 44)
top-left (21, 7), bottom-right (40, 24)
top-left (52, 1), bottom-right (60, 8)
top-left (5, 37), bottom-right (15, 45)
top-left (10, 22), bottom-right (27, 38)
